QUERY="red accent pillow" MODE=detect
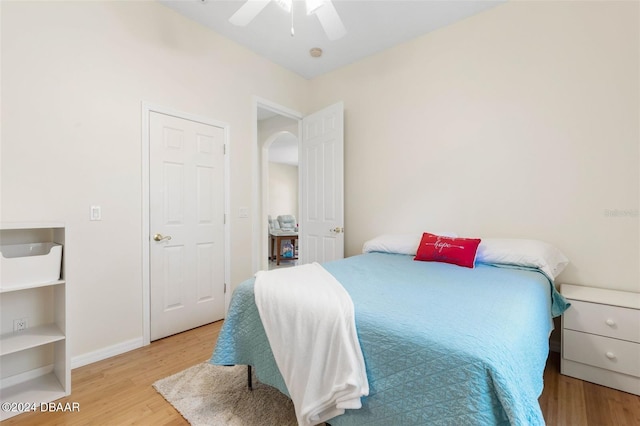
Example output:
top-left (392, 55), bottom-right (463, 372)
top-left (414, 233), bottom-right (481, 268)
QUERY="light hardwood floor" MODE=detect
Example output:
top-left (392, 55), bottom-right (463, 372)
top-left (4, 321), bottom-right (639, 425)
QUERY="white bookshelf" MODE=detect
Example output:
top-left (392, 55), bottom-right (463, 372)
top-left (0, 223), bottom-right (69, 420)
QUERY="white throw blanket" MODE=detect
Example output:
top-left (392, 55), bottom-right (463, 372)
top-left (254, 262), bottom-right (369, 426)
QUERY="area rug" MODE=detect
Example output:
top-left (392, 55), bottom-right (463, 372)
top-left (153, 363), bottom-right (298, 425)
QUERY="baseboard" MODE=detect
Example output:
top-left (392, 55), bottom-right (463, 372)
top-left (71, 337), bottom-right (144, 369)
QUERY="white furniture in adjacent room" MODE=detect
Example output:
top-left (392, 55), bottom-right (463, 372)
top-left (0, 223), bottom-right (69, 420)
top-left (561, 283), bottom-right (640, 396)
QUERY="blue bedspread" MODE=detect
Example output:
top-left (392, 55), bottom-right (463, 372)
top-left (211, 253), bottom-right (569, 425)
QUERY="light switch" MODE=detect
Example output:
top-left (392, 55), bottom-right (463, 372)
top-left (90, 205), bottom-right (102, 221)
top-left (238, 207), bottom-right (249, 218)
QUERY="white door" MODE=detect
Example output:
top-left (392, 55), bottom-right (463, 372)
top-left (300, 102), bottom-right (344, 264)
top-left (149, 111), bottom-right (226, 340)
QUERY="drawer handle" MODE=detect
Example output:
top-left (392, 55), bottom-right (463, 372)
top-left (605, 318), bottom-right (616, 327)
top-left (605, 351), bottom-right (616, 360)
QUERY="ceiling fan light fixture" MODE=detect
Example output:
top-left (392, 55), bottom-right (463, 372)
top-left (305, 0), bottom-right (325, 15)
top-left (228, 0), bottom-right (345, 40)
top-left (275, 0), bottom-right (292, 13)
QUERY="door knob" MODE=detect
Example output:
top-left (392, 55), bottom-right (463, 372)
top-left (330, 227), bottom-right (344, 233)
top-left (153, 233), bottom-right (172, 242)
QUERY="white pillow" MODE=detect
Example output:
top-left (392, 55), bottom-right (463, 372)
top-left (475, 238), bottom-right (569, 280)
top-left (363, 232), bottom-right (457, 256)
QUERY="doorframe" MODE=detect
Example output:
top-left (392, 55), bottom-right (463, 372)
top-left (252, 96), bottom-right (303, 273)
top-left (141, 101), bottom-right (231, 346)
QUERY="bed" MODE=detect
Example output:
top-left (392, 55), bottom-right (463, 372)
top-left (211, 234), bottom-right (570, 425)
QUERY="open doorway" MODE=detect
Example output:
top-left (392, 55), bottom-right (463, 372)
top-left (254, 100), bottom-right (302, 272)
top-left (252, 99), bottom-right (345, 273)
top-left (264, 130), bottom-right (299, 270)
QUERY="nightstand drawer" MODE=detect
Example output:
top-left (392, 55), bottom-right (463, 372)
top-left (564, 300), bottom-right (640, 343)
top-left (563, 329), bottom-right (640, 377)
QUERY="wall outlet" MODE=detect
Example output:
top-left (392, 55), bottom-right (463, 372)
top-left (13, 318), bottom-right (28, 332)
top-left (90, 205), bottom-right (102, 221)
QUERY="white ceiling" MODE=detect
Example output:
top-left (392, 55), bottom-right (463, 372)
top-left (159, 0), bottom-right (505, 80)
top-left (268, 133), bottom-right (299, 165)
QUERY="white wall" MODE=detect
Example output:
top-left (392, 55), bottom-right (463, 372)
top-left (1, 1), bottom-right (308, 361)
top-left (309, 1), bottom-right (639, 292)
top-left (269, 163), bottom-right (299, 219)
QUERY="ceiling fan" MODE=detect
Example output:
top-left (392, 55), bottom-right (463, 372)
top-left (229, 0), bottom-right (347, 41)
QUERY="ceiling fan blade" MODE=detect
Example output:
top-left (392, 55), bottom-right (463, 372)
top-left (229, 0), bottom-right (271, 26)
top-left (314, 0), bottom-right (346, 40)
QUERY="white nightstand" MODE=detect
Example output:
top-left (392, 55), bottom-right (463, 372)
top-left (560, 284), bottom-right (640, 395)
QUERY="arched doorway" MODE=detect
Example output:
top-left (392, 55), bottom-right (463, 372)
top-left (263, 131), bottom-right (299, 269)
top-left (255, 101), bottom-right (302, 271)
